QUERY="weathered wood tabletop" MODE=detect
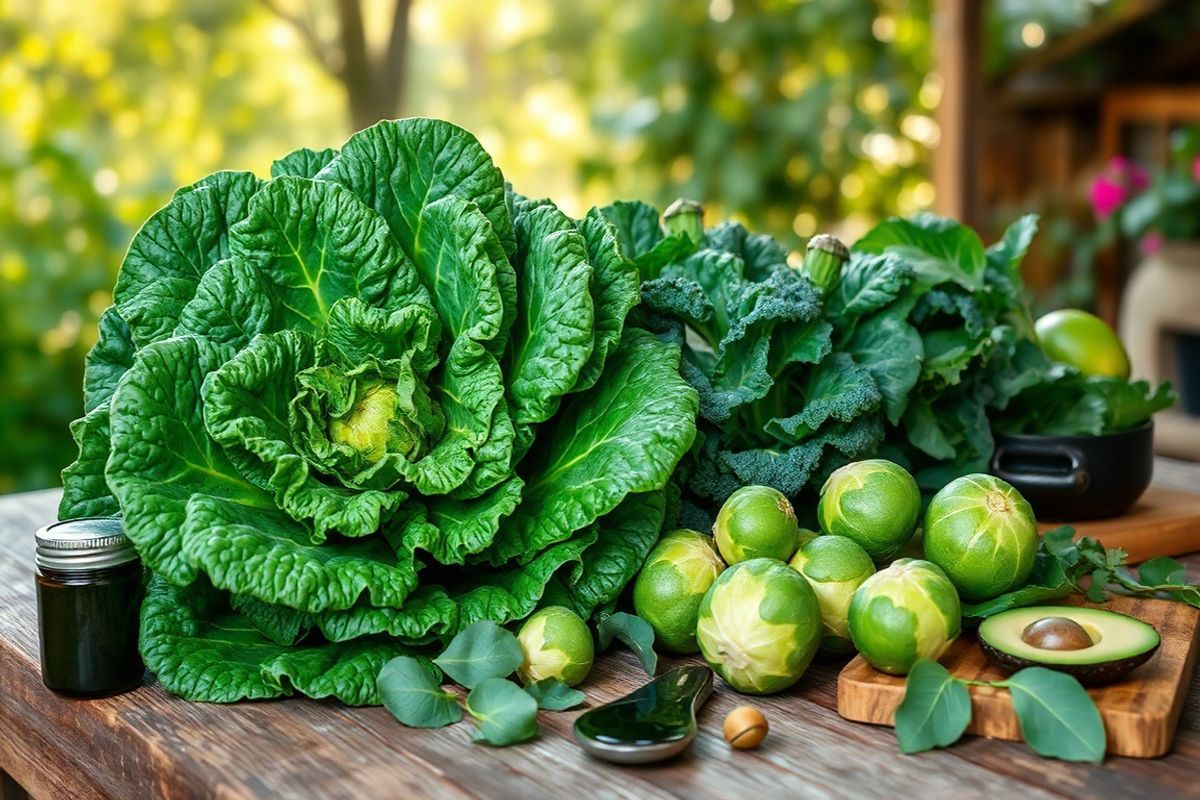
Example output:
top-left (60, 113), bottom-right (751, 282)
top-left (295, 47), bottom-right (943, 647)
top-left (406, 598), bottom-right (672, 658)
top-left (3, 472), bottom-right (1200, 800)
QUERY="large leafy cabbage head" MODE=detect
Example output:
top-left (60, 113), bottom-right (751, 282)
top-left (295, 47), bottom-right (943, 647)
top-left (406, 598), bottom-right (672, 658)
top-left (61, 120), bottom-right (698, 705)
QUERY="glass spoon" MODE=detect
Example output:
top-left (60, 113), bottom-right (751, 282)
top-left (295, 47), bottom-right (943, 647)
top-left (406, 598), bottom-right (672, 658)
top-left (573, 666), bottom-right (714, 764)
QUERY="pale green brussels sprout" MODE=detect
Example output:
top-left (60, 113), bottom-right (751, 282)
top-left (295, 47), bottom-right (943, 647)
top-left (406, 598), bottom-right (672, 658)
top-left (847, 558), bottom-right (961, 675)
top-left (923, 474), bottom-right (1038, 602)
top-left (789, 535), bottom-right (875, 655)
top-left (713, 485), bottom-right (801, 565)
top-left (817, 459), bottom-right (920, 561)
top-left (633, 529), bottom-right (725, 653)
top-left (696, 558), bottom-right (822, 694)
top-left (516, 606), bottom-right (594, 687)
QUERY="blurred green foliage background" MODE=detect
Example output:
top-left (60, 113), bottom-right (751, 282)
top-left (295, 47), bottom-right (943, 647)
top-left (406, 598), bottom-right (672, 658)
top-left (1, 0), bottom-right (1066, 494)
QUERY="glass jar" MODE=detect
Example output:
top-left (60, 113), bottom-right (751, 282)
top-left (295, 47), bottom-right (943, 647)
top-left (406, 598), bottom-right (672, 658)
top-left (35, 517), bottom-right (145, 696)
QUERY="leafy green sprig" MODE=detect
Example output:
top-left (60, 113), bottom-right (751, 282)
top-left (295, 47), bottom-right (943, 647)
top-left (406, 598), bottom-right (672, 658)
top-left (964, 526), bottom-right (1200, 620)
top-left (376, 621), bottom-right (585, 747)
top-left (895, 660), bottom-right (1105, 762)
top-left (377, 613), bottom-right (662, 746)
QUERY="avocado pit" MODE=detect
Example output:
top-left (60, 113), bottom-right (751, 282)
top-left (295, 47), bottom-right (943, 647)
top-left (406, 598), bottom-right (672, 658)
top-left (1021, 616), bottom-right (1094, 651)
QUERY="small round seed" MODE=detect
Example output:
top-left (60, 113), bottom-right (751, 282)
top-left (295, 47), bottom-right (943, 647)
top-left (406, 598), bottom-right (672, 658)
top-left (723, 706), bottom-right (769, 749)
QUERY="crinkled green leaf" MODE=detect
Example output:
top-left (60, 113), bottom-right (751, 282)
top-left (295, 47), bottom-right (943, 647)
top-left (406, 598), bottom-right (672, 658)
top-left (544, 490), bottom-right (666, 620)
top-left (115, 171), bottom-right (263, 346)
top-left (203, 329), bottom-right (407, 539)
top-left (316, 586), bottom-right (458, 644)
top-left (271, 146), bottom-right (337, 179)
top-left (106, 336), bottom-right (270, 584)
top-left (230, 593), bottom-right (311, 647)
top-left (487, 329), bottom-right (697, 564)
top-left (434, 620), bottom-right (524, 689)
top-left (506, 200), bottom-right (594, 429)
top-left (467, 678), bottom-right (540, 746)
top-left (706, 220), bottom-right (789, 281)
top-left (855, 213), bottom-right (986, 292)
top-left (378, 656), bottom-right (462, 728)
top-left (600, 200), bottom-right (663, 261)
top-left (83, 305), bottom-right (135, 413)
top-left (572, 207), bottom-right (641, 393)
top-left (455, 530), bottom-right (597, 632)
top-left (824, 252), bottom-right (913, 326)
top-left (418, 476), bottom-right (524, 565)
top-left (141, 576), bottom-right (402, 705)
top-left (175, 258), bottom-right (278, 349)
top-left (766, 352), bottom-right (882, 443)
top-left (319, 117), bottom-right (515, 258)
top-left (180, 495), bottom-right (420, 613)
top-left (846, 308), bottom-right (923, 425)
top-left (229, 176), bottom-right (421, 332)
top-left (59, 404), bottom-right (119, 519)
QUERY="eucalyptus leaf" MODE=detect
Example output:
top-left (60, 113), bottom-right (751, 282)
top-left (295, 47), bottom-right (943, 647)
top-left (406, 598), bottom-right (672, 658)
top-left (377, 656), bottom-right (462, 729)
top-left (466, 678), bottom-right (540, 746)
top-left (434, 620), bottom-right (525, 689)
top-left (597, 612), bottom-right (658, 676)
top-left (894, 660), bottom-right (972, 754)
top-left (524, 678), bottom-right (586, 711)
top-left (1003, 668), bottom-right (1106, 763)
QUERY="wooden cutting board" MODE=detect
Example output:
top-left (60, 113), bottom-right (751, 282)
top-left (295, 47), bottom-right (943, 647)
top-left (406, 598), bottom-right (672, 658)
top-left (1038, 487), bottom-right (1200, 564)
top-left (837, 595), bottom-right (1200, 758)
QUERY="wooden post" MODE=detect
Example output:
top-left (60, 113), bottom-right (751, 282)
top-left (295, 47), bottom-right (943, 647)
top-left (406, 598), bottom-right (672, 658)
top-left (932, 0), bottom-right (983, 228)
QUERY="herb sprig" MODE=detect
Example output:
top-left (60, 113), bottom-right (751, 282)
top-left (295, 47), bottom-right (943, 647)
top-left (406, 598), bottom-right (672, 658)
top-left (965, 526), bottom-right (1200, 619)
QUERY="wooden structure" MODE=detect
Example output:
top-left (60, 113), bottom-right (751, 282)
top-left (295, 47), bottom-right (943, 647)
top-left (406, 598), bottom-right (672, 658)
top-left (2, 478), bottom-right (1200, 798)
top-left (840, 594), bottom-right (1200, 758)
top-left (933, 0), bottom-right (1200, 321)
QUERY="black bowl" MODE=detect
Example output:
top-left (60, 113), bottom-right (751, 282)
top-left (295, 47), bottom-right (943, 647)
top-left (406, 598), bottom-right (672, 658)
top-left (989, 420), bottom-right (1154, 521)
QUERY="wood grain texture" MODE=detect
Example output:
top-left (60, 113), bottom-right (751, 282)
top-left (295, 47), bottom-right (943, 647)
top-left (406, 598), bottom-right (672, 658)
top-left (839, 596), bottom-right (1200, 758)
top-left (2, 486), bottom-right (1200, 799)
top-left (1037, 487), bottom-right (1200, 564)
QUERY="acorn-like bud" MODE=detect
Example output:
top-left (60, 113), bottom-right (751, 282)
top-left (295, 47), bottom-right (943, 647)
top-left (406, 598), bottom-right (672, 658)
top-left (802, 233), bottom-right (850, 291)
top-left (723, 706), bottom-right (769, 750)
top-left (662, 198), bottom-right (705, 244)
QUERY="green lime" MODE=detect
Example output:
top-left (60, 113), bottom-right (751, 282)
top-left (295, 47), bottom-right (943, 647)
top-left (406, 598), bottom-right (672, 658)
top-left (1035, 309), bottom-right (1130, 379)
top-left (847, 558), bottom-right (962, 675)
top-left (516, 606), bottom-right (594, 687)
top-left (696, 558), bottom-right (822, 694)
top-left (633, 529), bottom-right (725, 653)
top-left (789, 535), bottom-right (875, 655)
top-left (923, 474), bottom-right (1038, 602)
top-left (817, 459), bottom-right (920, 561)
top-left (713, 485), bottom-right (801, 565)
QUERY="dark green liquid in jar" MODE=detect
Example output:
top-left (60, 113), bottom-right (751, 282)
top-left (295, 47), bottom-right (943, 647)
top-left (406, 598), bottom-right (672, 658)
top-left (35, 518), bottom-right (145, 696)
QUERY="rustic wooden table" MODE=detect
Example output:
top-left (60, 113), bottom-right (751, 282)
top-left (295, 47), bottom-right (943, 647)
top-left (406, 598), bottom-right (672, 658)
top-left (2, 472), bottom-right (1200, 800)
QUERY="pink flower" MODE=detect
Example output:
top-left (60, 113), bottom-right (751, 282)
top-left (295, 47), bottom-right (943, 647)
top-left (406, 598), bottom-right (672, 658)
top-left (1090, 176), bottom-right (1127, 218)
top-left (1193, 155), bottom-right (1200, 182)
top-left (1129, 163), bottom-right (1150, 190)
top-left (1140, 231), bottom-right (1164, 256)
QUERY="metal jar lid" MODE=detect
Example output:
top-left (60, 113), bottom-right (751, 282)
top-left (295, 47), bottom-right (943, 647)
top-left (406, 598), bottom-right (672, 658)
top-left (34, 517), bottom-right (138, 572)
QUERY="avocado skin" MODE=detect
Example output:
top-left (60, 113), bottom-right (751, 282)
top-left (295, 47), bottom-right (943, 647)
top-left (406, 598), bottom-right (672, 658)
top-left (979, 638), bottom-right (1159, 685)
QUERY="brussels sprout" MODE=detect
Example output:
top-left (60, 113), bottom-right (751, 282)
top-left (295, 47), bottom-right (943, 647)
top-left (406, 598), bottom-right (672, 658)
top-left (696, 558), bottom-right (822, 694)
top-left (817, 459), bottom-right (920, 561)
top-left (847, 559), bottom-right (961, 675)
top-left (789, 535), bottom-right (875, 655)
top-left (633, 529), bottom-right (725, 653)
top-left (924, 474), bottom-right (1038, 602)
top-left (714, 485), bottom-right (801, 565)
top-left (516, 606), bottom-right (594, 687)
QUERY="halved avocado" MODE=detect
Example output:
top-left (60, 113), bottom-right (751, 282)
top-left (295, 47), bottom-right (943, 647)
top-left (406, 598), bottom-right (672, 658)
top-left (978, 606), bottom-right (1160, 685)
